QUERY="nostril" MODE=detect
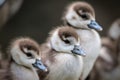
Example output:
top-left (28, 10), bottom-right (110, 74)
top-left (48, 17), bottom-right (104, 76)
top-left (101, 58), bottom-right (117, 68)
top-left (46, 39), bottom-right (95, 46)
top-left (38, 62), bottom-right (42, 65)
top-left (91, 22), bottom-right (96, 25)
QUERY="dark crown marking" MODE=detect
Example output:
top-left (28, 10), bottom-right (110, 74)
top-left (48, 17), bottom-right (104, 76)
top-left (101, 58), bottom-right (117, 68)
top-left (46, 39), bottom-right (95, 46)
top-left (9, 37), bottom-right (40, 55)
top-left (73, 2), bottom-right (95, 18)
top-left (58, 26), bottom-right (79, 42)
top-left (19, 39), bottom-right (39, 55)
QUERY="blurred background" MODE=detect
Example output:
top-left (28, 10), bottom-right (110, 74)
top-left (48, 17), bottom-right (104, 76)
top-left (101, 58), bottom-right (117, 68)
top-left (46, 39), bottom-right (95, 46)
top-left (0, 0), bottom-right (120, 53)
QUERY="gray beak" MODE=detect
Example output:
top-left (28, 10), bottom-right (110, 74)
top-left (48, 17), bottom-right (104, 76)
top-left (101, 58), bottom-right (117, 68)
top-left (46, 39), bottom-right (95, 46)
top-left (32, 59), bottom-right (47, 72)
top-left (88, 20), bottom-right (103, 31)
top-left (71, 45), bottom-right (86, 57)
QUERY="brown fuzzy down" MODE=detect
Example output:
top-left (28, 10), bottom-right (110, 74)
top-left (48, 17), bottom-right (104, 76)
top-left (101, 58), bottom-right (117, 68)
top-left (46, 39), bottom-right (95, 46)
top-left (0, 53), bottom-right (12, 80)
top-left (59, 26), bottom-right (79, 42)
top-left (0, 46), bottom-right (11, 70)
top-left (39, 43), bottom-right (57, 80)
top-left (47, 26), bottom-right (79, 42)
top-left (101, 37), bottom-right (116, 51)
top-left (8, 37), bottom-right (40, 55)
top-left (0, 69), bottom-right (12, 80)
top-left (62, 1), bottom-right (95, 21)
top-left (102, 37), bottom-right (118, 66)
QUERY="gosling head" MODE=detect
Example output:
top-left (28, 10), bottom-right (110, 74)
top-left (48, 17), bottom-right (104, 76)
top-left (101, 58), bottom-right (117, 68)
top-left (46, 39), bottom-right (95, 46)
top-left (49, 26), bottom-right (86, 56)
top-left (62, 1), bottom-right (103, 31)
top-left (9, 37), bottom-right (47, 72)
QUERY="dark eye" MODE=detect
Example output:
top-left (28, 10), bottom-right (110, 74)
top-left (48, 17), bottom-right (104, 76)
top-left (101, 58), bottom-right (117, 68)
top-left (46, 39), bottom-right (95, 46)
top-left (77, 9), bottom-right (89, 20)
top-left (26, 52), bottom-right (33, 58)
top-left (80, 14), bottom-right (88, 20)
top-left (27, 46), bottom-right (32, 50)
top-left (64, 40), bottom-right (70, 44)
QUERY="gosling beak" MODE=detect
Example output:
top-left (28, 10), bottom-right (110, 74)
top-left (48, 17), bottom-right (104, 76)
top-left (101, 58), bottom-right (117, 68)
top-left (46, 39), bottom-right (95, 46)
top-left (32, 59), bottom-right (47, 72)
top-left (88, 20), bottom-right (103, 31)
top-left (71, 45), bottom-right (86, 57)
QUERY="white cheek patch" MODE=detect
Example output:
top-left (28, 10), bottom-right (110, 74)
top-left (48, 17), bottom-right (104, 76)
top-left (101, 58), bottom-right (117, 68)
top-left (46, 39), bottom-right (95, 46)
top-left (66, 10), bottom-right (82, 27)
top-left (50, 30), bottom-right (61, 51)
top-left (66, 10), bottom-right (78, 21)
top-left (23, 48), bottom-right (28, 53)
top-left (28, 59), bottom-right (36, 64)
top-left (50, 33), bottom-right (73, 53)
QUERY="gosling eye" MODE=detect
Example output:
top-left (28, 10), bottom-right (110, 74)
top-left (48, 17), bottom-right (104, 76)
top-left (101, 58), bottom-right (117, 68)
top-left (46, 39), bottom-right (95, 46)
top-left (80, 14), bottom-right (89, 20)
top-left (78, 10), bottom-right (89, 20)
top-left (26, 52), bottom-right (34, 58)
top-left (64, 40), bottom-right (70, 44)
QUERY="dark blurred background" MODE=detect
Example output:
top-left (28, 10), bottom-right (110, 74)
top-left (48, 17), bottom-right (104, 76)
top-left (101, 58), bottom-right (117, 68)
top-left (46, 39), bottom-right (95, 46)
top-left (0, 0), bottom-right (120, 53)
